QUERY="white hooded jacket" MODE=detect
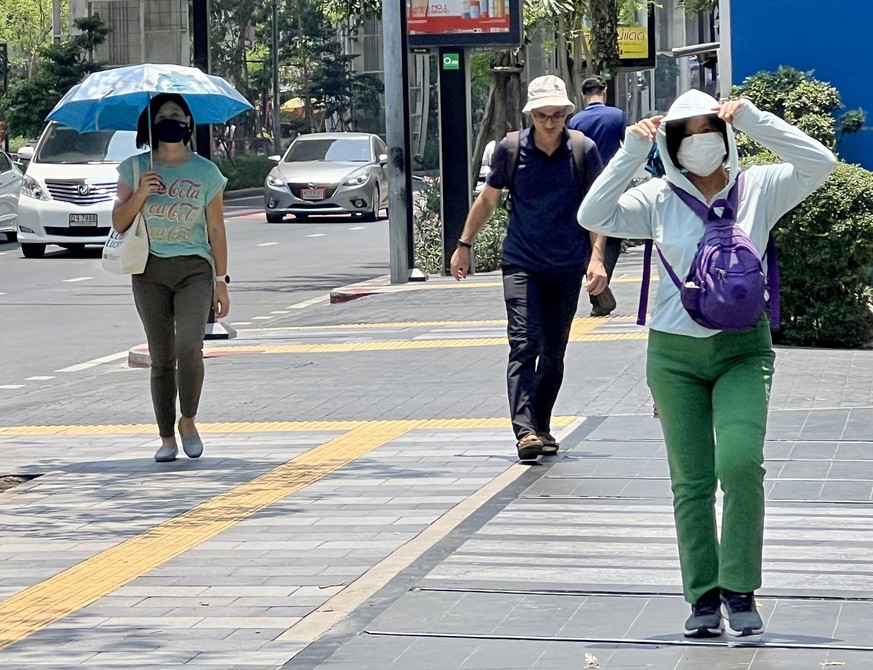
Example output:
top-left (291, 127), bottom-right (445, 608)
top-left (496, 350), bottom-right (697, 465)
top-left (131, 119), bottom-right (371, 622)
top-left (577, 90), bottom-right (837, 338)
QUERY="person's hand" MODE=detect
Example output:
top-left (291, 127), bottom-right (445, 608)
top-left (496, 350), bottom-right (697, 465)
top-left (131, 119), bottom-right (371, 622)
top-left (213, 282), bottom-right (230, 319)
top-left (627, 115), bottom-right (664, 142)
top-left (712, 99), bottom-right (747, 126)
top-left (451, 246), bottom-right (471, 281)
top-left (586, 258), bottom-right (607, 296)
top-left (137, 170), bottom-right (164, 197)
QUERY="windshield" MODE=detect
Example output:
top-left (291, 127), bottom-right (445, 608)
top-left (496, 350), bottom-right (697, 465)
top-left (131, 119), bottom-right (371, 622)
top-left (36, 124), bottom-right (143, 164)
top-left (284, 137), bottom-right (371, 163)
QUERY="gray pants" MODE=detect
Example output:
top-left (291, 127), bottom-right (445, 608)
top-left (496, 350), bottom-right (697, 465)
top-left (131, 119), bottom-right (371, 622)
top-left (132, 255), bottom-right (213, 437)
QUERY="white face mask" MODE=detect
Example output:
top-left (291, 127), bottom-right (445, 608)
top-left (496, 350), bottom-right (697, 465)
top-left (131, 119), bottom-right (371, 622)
top-left (677, 132), bottom-right (726, 176)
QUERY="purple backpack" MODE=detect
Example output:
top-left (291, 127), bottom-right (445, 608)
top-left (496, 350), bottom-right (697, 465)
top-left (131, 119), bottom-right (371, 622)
top-left (637, 172), bottom-right (780, 332)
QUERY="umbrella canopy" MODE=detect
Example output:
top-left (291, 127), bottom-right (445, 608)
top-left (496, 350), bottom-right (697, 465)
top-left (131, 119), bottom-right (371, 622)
top-left (45, 63), bottom-right (253, 133)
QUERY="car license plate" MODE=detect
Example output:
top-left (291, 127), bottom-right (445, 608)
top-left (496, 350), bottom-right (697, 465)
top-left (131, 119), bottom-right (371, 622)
top-left (300, 188), bottom-right (326, 200)
top-left (69, 213), bottom-right (98, 226)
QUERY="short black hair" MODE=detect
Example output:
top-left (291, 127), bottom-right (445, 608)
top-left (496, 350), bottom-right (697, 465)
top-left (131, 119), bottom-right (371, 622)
top-left (664, 114), bottom-right (728, 171)
top-left (135, 93), bottom-right (194, 149)
top-left (581, 76), bottom-right (607, 96)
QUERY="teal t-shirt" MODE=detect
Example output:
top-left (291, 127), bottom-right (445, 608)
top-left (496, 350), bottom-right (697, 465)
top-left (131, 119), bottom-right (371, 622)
top-left (118, 153), bottom-right (228, 263)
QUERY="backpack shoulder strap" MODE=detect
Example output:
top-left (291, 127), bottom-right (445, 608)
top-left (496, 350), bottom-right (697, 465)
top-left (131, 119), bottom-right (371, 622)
top-left (566, 129), bottom-right (587, 191)
top-left (505, 130), bottom-right (521, 192)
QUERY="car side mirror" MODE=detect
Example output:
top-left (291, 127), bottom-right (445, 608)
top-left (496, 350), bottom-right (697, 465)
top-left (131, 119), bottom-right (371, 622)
top-left (17, 146), bottom-right (34, 161)
top-left (268, 154), bottom-right (282, 163)
top-left (378, 153), bottom-right (388, 166)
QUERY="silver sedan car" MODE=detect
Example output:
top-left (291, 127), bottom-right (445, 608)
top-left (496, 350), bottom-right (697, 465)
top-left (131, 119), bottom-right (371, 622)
top-left (264, 132), bottom-right (389, 222)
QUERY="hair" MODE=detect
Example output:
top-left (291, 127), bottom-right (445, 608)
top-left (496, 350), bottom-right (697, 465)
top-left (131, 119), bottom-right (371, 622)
top-left (135, 93), bottom-right (194, 149)
top-left (664, 114), bottom-right (728, 171)
top-left (581, 76), bottom-right (607, 97)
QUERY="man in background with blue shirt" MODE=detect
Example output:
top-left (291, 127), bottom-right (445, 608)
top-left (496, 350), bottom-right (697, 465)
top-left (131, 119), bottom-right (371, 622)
top-left (451, 75), bottom-right (606, 461)
top-left (569, 75), bottom-right (628, 316)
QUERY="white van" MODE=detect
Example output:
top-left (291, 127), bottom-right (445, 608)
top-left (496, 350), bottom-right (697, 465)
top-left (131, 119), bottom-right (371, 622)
top-left (16, 123), bottom-right (145, 258)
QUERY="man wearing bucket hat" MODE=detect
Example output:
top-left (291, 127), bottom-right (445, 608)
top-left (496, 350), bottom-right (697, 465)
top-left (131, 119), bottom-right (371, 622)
top-left (451, 74), bottom-right (607, 461)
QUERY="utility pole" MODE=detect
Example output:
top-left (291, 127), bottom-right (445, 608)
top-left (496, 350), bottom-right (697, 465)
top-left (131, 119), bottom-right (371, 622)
top-left (52, 0), bottom-right (62, 44)
top-left (271, 1), bottom-right (282, 156)
top-left (382, 0), bottom-right (415, 283)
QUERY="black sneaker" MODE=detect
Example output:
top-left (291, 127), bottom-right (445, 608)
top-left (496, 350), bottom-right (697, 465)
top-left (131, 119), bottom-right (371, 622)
top-left (721, 589), bottom-right (764, 637)
top-left (684, 587), bottom-right (723, 638)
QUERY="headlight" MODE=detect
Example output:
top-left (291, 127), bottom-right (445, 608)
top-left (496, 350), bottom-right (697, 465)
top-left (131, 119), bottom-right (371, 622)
top-left (21, 175), bottom-right (49, 201)
top-left (266, 174), bottom-right (285, 187)
top-left (343, 174), bottom-right (370, 187)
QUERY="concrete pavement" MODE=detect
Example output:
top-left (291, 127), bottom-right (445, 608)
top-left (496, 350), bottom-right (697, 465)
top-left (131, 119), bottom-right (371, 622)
top-left (2, 248), bottom-right (873, 668)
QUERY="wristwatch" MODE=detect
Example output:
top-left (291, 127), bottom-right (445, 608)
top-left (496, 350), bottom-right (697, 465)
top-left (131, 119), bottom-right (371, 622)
top-left (215, 274), bottom-right (231, 285)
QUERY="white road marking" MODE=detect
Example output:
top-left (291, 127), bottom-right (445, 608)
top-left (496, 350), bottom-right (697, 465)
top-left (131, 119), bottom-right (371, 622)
top-left (257, 242), bottom-right (279, 247)
top-left (349, 226), bottom-right (366, 230)
top-left (270, 311), bottom-right (289, 315)
top-left (0, 385), bottom-right (25, 390)
top-left (0, 292), bottom-right (6, 296)
top-left (305, 233), bottom-right (325, 238)
top-left (62, 276), bottom-right (94, 283)
top-left (252, 316), bottom-right (273, 320)
top-left (288, 295), bottom-right (330, 309)
top-left (56, 350), bottom-right (129, 373)
top-left (231, 321), bottom-right (253, 326)
top-left (25, 376), bottom-right (56, 381)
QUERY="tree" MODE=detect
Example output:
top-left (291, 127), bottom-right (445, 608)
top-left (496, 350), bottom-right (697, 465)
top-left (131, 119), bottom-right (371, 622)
top-left (0, 0), bottom-right (66, 77)
top-left (1, 15), bottom-right (109, 138)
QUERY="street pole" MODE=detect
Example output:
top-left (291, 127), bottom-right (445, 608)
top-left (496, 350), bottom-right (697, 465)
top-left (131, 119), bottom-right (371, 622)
top-left (382, 0), bottom-right (414, 283)
top-left (271, 1), bottom-right (282, 156)
top-left (52, 0), bottom-right (62, 44)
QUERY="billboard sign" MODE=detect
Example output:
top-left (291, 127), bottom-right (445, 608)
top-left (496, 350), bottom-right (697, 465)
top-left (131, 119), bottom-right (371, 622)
top-left (407, 0), bottom-right (522, 48)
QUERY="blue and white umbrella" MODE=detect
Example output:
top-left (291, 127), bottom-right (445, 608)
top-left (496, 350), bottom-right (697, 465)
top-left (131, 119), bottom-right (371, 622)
top-left (46, 63), bottom-right (253, 132)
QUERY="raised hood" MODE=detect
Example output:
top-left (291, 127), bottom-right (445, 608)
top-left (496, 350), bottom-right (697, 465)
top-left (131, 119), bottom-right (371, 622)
top-left (655, 89), bottom-right (739, 197)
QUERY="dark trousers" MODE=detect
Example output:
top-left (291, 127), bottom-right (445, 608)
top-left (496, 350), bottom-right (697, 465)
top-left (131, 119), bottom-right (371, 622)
top-left (132, 255), bottom-right (214, 437)
top-left (589, 235), bottom-right (622, 307)
top-left (503, 265), bottom-right (584, 440)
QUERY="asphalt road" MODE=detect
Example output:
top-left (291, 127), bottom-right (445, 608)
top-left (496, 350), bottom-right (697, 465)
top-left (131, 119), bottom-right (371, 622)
top-left (0, 195), bottom-right (389, 388)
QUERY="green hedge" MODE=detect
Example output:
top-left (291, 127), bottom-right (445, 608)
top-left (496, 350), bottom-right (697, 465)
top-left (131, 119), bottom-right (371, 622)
top-left (213, 154), bottom-right (275, 191)
top-left (412, 178), bottom-right (507, 275)
top-left (772, 161), bottom-right (873, 347)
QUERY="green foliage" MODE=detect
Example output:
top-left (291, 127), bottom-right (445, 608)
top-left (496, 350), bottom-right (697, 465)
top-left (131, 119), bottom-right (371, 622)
top-left (731, 66), bottom-right (860, 151)
top-left (0, 0), bottom-right (67, 77)
top-left (412, 179), bottom-right (507, 275)
top-left (772, 162), bottom-right (873, 348)
top-left (1, 15), bottom-right (109, 138)
top-left (735, 67), bottom-right (873, 347)
top-left (214, 154), bottom-right (275, 191)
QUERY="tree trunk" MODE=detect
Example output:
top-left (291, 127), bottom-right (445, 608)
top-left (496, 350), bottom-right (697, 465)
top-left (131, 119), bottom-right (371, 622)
top-left (588, 0), bottom-right (621, 77)
top-left (469, 50), bottom-right (522, 193)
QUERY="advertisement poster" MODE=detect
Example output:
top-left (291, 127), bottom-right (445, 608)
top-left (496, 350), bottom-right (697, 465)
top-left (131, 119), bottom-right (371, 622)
top-left (407, 0), bottom-right (512, 36)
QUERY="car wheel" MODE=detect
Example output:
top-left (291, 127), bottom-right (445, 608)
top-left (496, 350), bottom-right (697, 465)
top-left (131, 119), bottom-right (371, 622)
top-left (266, 212), bottom-right (285, 223)
top-left (21, 243), bottom-right (46, 258)
top-left (363, 186), bottom-right (380, 222)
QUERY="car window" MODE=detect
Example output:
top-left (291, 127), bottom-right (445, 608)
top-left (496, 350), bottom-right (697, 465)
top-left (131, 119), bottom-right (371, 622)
top-left (376, 138), bottom-right (388, 156)
top-left (36, 124), bottom-right (143, 164)
top-left (0, 153), bottom-right (10, 173)
top-left (284, 138), bottom-right (371, 163)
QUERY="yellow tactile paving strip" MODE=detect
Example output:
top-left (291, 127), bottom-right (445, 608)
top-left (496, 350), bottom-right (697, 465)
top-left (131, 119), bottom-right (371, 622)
top-left (0, 416), bottom-right (574, 436)
top-left (0, 415), bottom-right (574, 647)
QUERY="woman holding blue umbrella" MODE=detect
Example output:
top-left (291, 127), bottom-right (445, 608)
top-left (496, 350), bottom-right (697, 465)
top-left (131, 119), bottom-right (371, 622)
top-left (112, 93), bottom-right (230, 463)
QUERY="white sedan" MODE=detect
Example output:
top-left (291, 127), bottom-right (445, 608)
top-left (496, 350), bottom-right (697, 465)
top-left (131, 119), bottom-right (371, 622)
top-left (0, 151), bottom-right (22, 242)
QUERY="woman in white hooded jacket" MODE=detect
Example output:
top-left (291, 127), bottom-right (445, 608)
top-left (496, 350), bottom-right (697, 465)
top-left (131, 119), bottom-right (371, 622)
top-left (578, 91), bottom-right (836, 638)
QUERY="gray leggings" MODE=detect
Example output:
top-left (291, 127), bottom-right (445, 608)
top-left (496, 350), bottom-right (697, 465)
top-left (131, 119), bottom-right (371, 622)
top-left (132, 255), bottom-right (213, 437)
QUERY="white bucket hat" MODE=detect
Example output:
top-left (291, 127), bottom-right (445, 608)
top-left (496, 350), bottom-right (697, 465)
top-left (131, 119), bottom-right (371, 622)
top-left (522, 75), bottom-right (575, 115)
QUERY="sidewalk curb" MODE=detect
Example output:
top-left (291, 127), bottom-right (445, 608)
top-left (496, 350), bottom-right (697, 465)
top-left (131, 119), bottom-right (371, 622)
top-left (329, 275), bottom-right (392, 304)
top-left (128, 322), bottom-right (237, 369)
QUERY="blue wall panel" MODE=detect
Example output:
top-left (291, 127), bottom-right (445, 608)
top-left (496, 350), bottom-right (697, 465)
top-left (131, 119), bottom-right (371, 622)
top-left (730, 0), bottom-right (871, 168)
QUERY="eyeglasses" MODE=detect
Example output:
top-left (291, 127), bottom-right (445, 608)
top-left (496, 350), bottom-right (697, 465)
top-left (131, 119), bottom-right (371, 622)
top-left (531, 111), bottom-right (567, 124)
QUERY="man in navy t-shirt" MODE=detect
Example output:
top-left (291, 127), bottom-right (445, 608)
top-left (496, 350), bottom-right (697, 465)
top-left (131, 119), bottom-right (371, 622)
top-left (568, 75), bottom-right (628, 316)
top-left (450, 75), bottom-right (607, 461)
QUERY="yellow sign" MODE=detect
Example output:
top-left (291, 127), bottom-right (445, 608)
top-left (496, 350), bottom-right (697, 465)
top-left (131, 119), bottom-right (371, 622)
top-left (618, 24), bottom-right (648, 60)
top-left (582, 22), bottom-right (650, 62)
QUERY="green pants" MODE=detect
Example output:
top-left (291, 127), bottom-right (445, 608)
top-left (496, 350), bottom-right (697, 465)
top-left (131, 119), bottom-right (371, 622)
top-left (647, 320), bottom-right (775, 604)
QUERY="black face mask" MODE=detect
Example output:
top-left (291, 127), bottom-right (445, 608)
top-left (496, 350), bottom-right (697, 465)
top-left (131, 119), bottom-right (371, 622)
top-left (154, 119), bottom-right (189, 144)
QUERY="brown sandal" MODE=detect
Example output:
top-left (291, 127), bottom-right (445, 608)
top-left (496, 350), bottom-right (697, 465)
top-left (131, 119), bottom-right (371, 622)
top-left (516, 434), bottom-right (543, 460)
